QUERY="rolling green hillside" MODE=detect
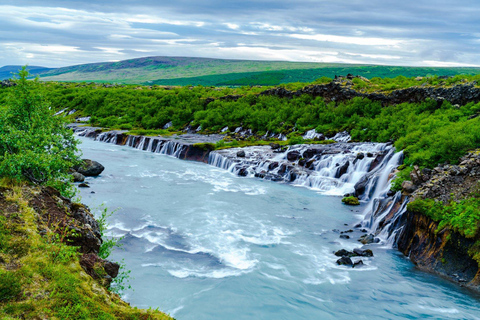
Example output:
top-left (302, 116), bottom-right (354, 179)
top-left (3, 56), bottom-right (480, 86)
top-left (35, 56), bottom-right (480, 86)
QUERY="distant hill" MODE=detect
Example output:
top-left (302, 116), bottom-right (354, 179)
top-left (3, 56), bottom-right (480, 85)
top-left (0, 65), bottom-right (53, 80)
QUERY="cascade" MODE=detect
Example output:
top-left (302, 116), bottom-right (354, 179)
top-left (75, 126), bottom-right (409, 247)
top-left (208, 142), bottom-right (410, 247)
top-left (74, 128), bottom-right (188, 159)
top-left (208, 142), bottom-right (397, 197)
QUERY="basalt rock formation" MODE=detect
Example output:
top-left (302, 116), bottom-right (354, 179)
top-left (385, 150), bottom-right (480, 291)
top-left (258, 77), bottom-right (480, 106)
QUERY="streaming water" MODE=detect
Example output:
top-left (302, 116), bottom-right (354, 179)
top-left (77, 137), bottom-right (480, 320)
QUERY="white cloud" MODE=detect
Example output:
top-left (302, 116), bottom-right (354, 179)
top-left (289, 33), bottom-right (403, 46)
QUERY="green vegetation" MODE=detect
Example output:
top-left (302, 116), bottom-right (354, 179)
top-left (150, 67), bottom-right (480, 87)
top-left (342, 196), bottom-right (360, 206)
top-left (0, 67), bottom-right (79, 197)
top-left (407, 195), bottom-right (480, 265)
top-left (0, 184), bottom-right (172, 319)
top-left (408, 188), bottom-right (480, 239)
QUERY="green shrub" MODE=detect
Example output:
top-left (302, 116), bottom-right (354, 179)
top-left (408, 197), bottom-right (480, 238)
top-left (342, 196), bottom-right (360, 206)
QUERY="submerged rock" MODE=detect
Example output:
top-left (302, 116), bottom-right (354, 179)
top-left (358, 234), bottom-right (375, 244)
top-left (353, 260), bottom-right (364, 268)
top-left (353, 248), bottom-right (374, 257)
top-left (336, 256), bottom-right (353, 266)
top-left (72, 172), bottom-right (85, 182)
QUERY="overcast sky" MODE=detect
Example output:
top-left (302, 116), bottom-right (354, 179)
top-left (1, 0), bottom-right (479, 68)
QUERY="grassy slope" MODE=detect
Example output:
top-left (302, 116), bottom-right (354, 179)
top-left (0, 183), bottom-right (174, 320)
top-left (32, 56), bottom-right (480, 85)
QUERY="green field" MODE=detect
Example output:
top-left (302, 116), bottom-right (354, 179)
top-left (3, 56), bottom-right (480, 86)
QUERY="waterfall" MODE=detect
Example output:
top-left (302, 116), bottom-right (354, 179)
top-left (75, 129), bottom-right (188, 159)
top-left (208, 142), bottom-right (411, 247)
top-left (209, 142), bottom-right (397, 197)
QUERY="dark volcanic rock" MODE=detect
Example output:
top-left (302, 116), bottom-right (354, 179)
top-left (353, 260), bottom-right (364, 268)
top-left (75, 159), bottom-right (105, 177)
top-left (334, 249), bottom-right (352, 257)
top-left (236, 150), bottom-right (246, 157)
top-left (238, 167), bottom-right (249, 177)
top-left (336, 256), bottom-right (353, 266)
top-left (353, 248), bottom-right (374, 257)
top-left (336, 161), bottom-right (350, 178)
top-left (358, 234), bottom-right (375, 244)
top-left (287, 150), bottom-right (301, 161)
top-left (354, 175), bottom-right (369, 197)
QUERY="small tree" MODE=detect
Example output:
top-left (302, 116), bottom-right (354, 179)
top-left (0, 67), bottom-right (79, 195)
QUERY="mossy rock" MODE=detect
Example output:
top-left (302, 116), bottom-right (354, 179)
top-left (342, 196), bottom-right (360, 206)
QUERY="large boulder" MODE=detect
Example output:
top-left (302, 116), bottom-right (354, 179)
top-left (75, 159), bottom-right (105, 177)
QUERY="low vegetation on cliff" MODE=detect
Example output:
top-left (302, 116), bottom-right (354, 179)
top-left (0, 184), bottom-right (172, 319)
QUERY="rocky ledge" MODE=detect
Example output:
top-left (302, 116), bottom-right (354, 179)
top-left (392, 150), bottom-right (480, 291)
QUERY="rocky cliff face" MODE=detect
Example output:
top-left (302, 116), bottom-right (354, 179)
top-left (392, 150), bottom-right (480, 291)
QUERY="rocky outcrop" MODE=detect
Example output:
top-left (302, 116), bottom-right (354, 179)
top-left (257, 79), bottom-right (480, 106)
top-left (28, 186), bottom-right (119, 287)
top-left (0, 184), bottom-right (172, 319)
top-left (0, 79), bottom-right (16, 88)
top-left (395, 208), bottom-right (480, 288)
top-left (392, 150), bottom-right (480, 291)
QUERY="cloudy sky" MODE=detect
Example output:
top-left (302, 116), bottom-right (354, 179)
top-left (1, 0), bottom-right (479, 67)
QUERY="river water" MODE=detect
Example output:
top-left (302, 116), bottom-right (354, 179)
top-left (77, 137), bottom-right (480, 320)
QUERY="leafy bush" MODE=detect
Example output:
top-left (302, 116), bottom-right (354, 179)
top-left (0, 67), bottom-right (79, 193)
top-left (407, 197), bottom-right (480, 238)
